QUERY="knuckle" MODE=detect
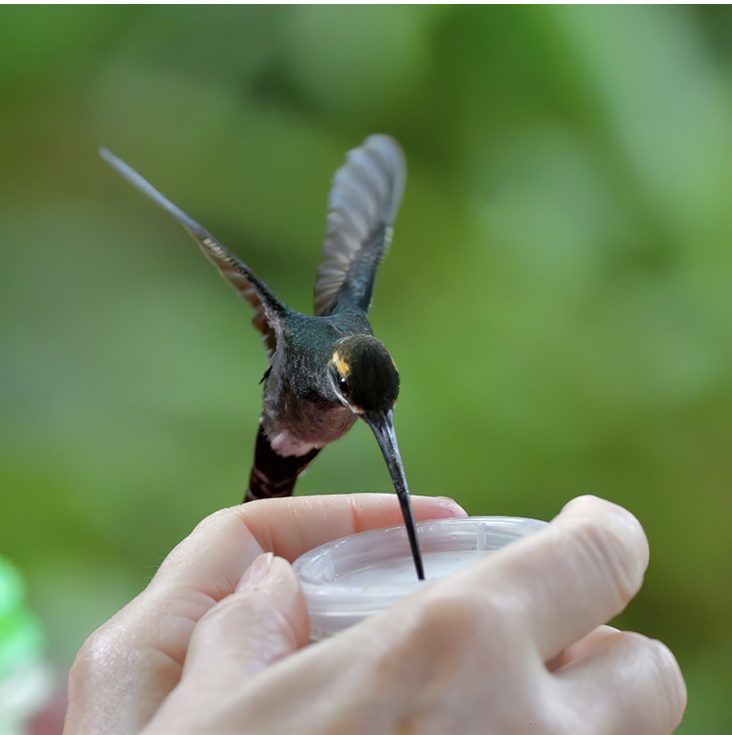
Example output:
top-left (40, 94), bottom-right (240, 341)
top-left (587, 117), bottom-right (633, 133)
top-left (420, 590), bottom-right (482, 639)
top-left (155, 507), bottom-right (245, 574)
top-left (370, 589), bottom-right (513, 698)
top-left (190, 506), bottom-right (250, 543)
top-left (202, 591), bottom-right (297, 652)
top-left (69, 622), bottom-right (125, 691)
top-left (408, 587), bottom-right (517, 660)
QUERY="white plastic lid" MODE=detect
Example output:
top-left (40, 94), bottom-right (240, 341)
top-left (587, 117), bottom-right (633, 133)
top-left (293, 515), bottom-right (548, 640)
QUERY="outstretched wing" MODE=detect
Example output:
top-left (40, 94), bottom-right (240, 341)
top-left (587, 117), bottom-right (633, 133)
top-left (314, 135), bottom-right (406, 317)
top-left (99, 148), bottom-right (285, 359)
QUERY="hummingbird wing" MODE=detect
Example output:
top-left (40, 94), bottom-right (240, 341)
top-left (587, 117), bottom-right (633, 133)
top-left (99, 148), bottom-right (285, 360)
top-left (314, 134), bottom-right (406, 317)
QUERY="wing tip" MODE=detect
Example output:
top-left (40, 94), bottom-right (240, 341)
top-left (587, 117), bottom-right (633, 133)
top-left (357, 135), bottom-right (406, 182)
top-left (362, 133), bottom-right (405, 162)
top-left (98, 146), bottom-right (123, 172)
top-left (314, 135), bottom-right (407, 316)
top-left (337, 134), bottom-right (407, 224)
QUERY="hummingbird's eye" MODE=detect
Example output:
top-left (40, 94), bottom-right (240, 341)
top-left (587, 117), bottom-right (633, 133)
top-left (331, 363), bottom-right (349, 395)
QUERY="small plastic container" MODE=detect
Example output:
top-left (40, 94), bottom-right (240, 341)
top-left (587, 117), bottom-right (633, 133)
top-left (293, 515), bottom-right (548, 641)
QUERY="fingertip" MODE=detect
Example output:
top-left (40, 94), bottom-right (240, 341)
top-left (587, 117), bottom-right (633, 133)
top-left (555, 495), bottom-right (650, 577)
top-left (235, 552), bottom-right (274, 592)
top-left (184, 555), bottom-right (309, 686)
top-left (556, 631), bottom-right (687, 734)
top-left (411, 495), bottom-right (469, 520)
top-left (265, 556), bottom-right (311, 650)
top-left (559, 495), bottom-right (640, 530)
top-left (648, 636), bottom-right (687, 731)
top-left (233, 554), bottom-right (310, 650)
top-left (483, 496), bottom-right (651, 661)
top-left (559, 494), bottom-right (626, 519)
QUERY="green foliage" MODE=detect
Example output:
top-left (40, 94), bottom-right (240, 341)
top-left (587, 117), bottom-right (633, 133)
top-left (0, 7), bottom-right (730, 730)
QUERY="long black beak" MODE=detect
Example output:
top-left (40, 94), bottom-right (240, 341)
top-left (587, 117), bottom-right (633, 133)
top-left (363, 409), bottom-right (425, 580)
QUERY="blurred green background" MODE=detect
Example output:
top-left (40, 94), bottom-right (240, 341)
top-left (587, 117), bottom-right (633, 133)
top-left (1, 5), bottom-right (730, 730)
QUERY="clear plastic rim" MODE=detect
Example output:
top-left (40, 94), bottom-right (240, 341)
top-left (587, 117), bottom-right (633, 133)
top-left (293, 515), bottom-right (548, 635)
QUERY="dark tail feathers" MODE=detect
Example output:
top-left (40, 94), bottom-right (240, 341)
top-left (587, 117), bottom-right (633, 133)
top-left (244, 425), bottom-right (320, 502)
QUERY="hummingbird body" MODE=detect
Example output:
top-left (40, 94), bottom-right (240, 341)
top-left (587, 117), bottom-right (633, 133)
top-left (261, 313), bottom-right (369, 458)
top-left (101, 135), bottom-right (425, 579)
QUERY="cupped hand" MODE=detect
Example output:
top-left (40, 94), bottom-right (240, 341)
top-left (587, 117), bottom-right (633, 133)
top-left (63, 493), bottom-right (465, 734)
top-left (65, 495), bottom-right (686, 735)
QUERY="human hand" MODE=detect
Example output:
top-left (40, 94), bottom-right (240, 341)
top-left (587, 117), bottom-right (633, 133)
top-left (65, 495), bottom-right (686, 735)
top-left (62, 493), bottom-right (466, 734)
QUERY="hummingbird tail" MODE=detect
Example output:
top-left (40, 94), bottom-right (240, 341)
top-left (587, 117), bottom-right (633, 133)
top-left (244, 425), bottom-right (320, 503)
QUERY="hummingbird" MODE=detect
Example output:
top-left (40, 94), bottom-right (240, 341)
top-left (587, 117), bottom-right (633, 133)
top-left (100, 135), bottom-right (425, 579)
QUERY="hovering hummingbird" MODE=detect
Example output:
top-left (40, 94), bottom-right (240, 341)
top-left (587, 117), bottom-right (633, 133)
top-left (100, 135), bottom-right (425, 579)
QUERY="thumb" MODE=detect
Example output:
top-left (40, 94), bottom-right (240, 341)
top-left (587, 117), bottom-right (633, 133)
top-left (182, 553), bottom-right (309, 688)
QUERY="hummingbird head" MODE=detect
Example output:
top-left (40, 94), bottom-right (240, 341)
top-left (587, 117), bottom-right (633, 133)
top-left (329, 335), bottom-right (400, 415)
top-left (329, 334), bottom-right (424, 580)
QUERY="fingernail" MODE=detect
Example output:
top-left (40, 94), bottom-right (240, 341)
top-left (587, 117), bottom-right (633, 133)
top-left (435, 496), bottom-right (469, 517)
top-left (436, 495), bottom-right (464, 507)
top-left (236, 552), bottom-right (274, 591)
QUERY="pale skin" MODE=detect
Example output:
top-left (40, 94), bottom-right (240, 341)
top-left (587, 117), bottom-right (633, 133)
top-left (63, 494), bottom-right (686, 735)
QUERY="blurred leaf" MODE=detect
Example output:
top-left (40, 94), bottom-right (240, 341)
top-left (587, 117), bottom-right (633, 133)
top-left (0, 6), bottom-right (131, 90)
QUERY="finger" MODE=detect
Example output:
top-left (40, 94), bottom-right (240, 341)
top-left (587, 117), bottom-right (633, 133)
top-left (191, 554), bottom-right (308, 678)
top-left (146, 555), bottom-right (308, 732)
top-left (556, 631), bottom-right (687, 734)
top-left (240, 493), bottom-right (467, 562)
top-left (545, 625), bottom-right (620, 673)
top-left (145, 494), bottom-right (465, 670)
top-left (484, 495), bottom-right (649, 662)
top-left (66, 494), bottom-right (464, 732)
top-left (146, 494), bottom-right (464, 665)
top-left (151, 493), bottom-right (465, 603)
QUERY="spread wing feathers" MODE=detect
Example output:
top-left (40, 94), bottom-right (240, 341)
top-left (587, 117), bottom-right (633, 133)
top-left (99, 148), bottom-right (285, 360)
top-left (314, 134), bottom-right (406, 317)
